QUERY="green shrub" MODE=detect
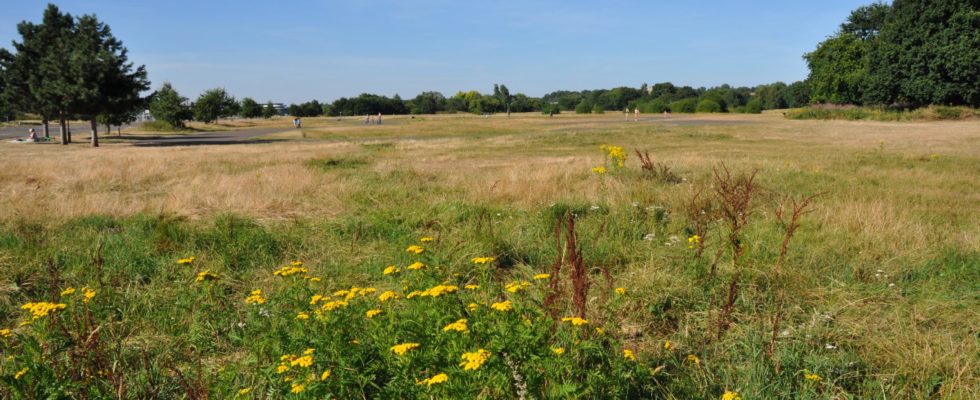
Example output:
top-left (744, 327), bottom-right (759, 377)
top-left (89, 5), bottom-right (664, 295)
top-left (744, 98), bottom-right (764, 114)
top-left (591, 104), bottom-right (605, 114)
top-left (575, 100), bottom-right (592, 114)
top-left (669, 98), bottom-right (698, 113)
top-left (695, 99), bottom-right (722, 113)
top-left (639, 99), bottom-right (669, 113)
top-left (139, 120), bottom-right (188, 132)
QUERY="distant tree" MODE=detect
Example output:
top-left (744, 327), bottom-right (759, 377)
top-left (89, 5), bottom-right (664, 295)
top-left (575, 100), bottom-right (592, 114)
top-left (591, 104), bottom-right (605, 114)
top-left (696, 99), bottom-right (722, 113)
top-left (149, 82), bottom-right (191, 128)
top-left (240, 97), bottom-right (261, 118)
top-left (805, 33), bottom-right (868, 104)
top-left (669, 98), bottom-right (698, 113)
top-left (193, 88), bottom-right (236, 123)
top-left (496, 84), bottom-right (512, 116)
top-left (261, 101), bottom-right (277, 118)
top-left (754, 82), bottom-right (789, 110)
top-left (744, 98), bottom-right (764, 114)
top-left (410, 91), bottom-right (445, 114)
top-left (840, 3), bottom-right (891, 41)
top-left (781, 81), bottom-right (811, 108)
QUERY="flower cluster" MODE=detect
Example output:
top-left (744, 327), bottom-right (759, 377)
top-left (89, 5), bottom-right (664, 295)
top-left (442, 318), bottom-right (468, 333)
top-left (194, 270), bottom-right (219, 283)
top-left (416, 373), bottom-right (448, 386)
top-left (600, 144), bottom-right (628, 168)
top-left (390, 342), bottom-right (421, 356)
top-left (244, 290), bottom-right (267, 304)
top-left (21, 302), bottom-right (67, 320)
top-left (561, 317), bottom-right (588, 326)
top-left (505, 281), bottom-right (531, 293)
top-left (471, 256), bottom-right (495, 265)
top-left (177, 256), bottom-right (195, 265)
top-left (459, 349), bottom-right (491, 371)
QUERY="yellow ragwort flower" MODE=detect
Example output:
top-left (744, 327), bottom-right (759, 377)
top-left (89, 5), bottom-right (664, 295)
top-left (20, 302), bottom-right (67, 319)
top-left (237, 387), bottom-right (252, 396)
top-left (273, 265), bottom-right (308, 277)
top-left (194, 270), bottom-right (219, 283)
top-left (721, 390), bottom-right (742, 400)
top-left (304, 348), bottom-right (315, 355)
top-left (623, 349), bottom-right (636, 361)
top-left (614, 287), bottom-right (626, 295)
top-left (406, 245), bottom-right (425, 254)
top-left (416, 373), bottom-right (448, 386)
top-left (290, 355), bottom-right (313, 368)
top-left (177, 256), bottom-right (196, 265)
top-left (14, 368), bottom-right (28, 380)
top-left (320, 370), bottom-right (331, 380)
top-left (405, 290), bottom-right (422, 299)
top-left (490, 300), bottom-right (512, 312)
top-left (420, 237), bottom-right (434, 243)
top-left (366, 309), bottom-right (383, 318)
top-left (664, 340), bottom-right (672, 351)
top-left (276, 364), bottom-right (289, 374)
top-left (378, 290), bottom-right (398, 302)
top-left (0, 328), bottom-right (11, 338)
top-left (310, 294), bottom-right (324, 305)
top-left (471, 256), bottom-right (495, 265)
top-left (383, 265), bottom-right (401, 275)
top-left (464, 284), bottom-right (479, 290)
top-left (82, 288), bottom-right (96, 304)
top-left (592, 166), bottom-right (607, 175)
top-left (505, 281), bottom-right (531, 293)
top-left (552, 347), bottom-right (565, 355)
top-left (687, 354), bottom-right (701, 366)
top-left (442, 318), bottom-right (468, 333)
top-left (333, 289), bottom-right (351, 298)
top-left (561, 317), bottom-right (588, 326)
top-left (804, 370), bottom-right (823, 382)
top-left (290, 383), bottom-right (305, 393)
top-left (320, 300), bottom-right (348, 311)
top-left (420, 284), bottom-right (459, 298)
top-left (533, 273), bottom-right (550, 280)
top-left (687, 235), bottom-right (701, 249)
top-left (60, 287), bottom-right (76, 296)
top-left (390, 342), bottom-right (421, 356)
top-left (244, 290), bottom-right (266, 305)
top-left (459, 349), bottom-right (491, 371)
top-left (467, 302), bottom-right (479, 311)
top-left (295, 312), bottom-right (310, 320)
top-left (407, 262), bottom-right (425, 271)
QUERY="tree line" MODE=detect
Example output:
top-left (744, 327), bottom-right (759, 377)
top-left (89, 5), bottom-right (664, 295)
top-left (0, 4), bottom-right (148, 146)
top-left (805, 0), bottom-right (979, 108)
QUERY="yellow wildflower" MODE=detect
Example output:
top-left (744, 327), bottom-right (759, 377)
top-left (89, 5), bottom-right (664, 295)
top-left (804, 370), bottom-right (822, 382)
top-left (358, 287), bottom-right (377, 296)
top-left (244, 290), bottom-right (266, 304)
top-left (443, 318), bottom-right (468, 333)
top-left (664, 340), bottom-right (672, 351)
top-left (595, 327), bottom-right (605, 334)
top-left (721, 390), bottom-right (742, 400)
top-left (237, 387), bottom-right (252, 396)
top-left (0, 328), bottom-right (11, 338)
top-left (82, 287), bottom-right (96, 304)
top-left (290, 260), bottom-right (304, 266)
top-left (552, 347), bottom-right (565, 355)
top-left (273, 266), bottom-right (308, 277)
top-left (592, 166), bottom-right (607, 174)
top-left (276, 364), bottom-right (289, 374)
top-left (490, 300), bottom-right (512, 312)
top-left (305, 276), bottom-right (322, 283)
top-left (378, 290), bottom-right (398, 302)
top-left (295, 312), bottom-right (310, 320)
top-left (459, 349), bottom-right (491, 371)
top-left (471, 256), bottom-right (495, 265)
top-left (20, 302), bottom-right (67, 319)
top-left (366, 309), bottom-right (383, 318)
top-left (320, 300), bottom-right (348, 311)
top-left (687, 354), bottom-right (701, 366)
top-left (406, 245), bottom-right (424, 254)
top-left (623, 349), bottom-right (636, 361)
top-left (464, 284), bottom-right (479, 290)
top-left (416, 373), bottom-right (448, 386)
top-left (177, 256), bottom-right (195, 265)
top-left (14, 368), bottom-right (28, 380)
top-left (320, 370), bottom-right (331, 380)
top-left (420, 284), bottom-right (459, 298)
top-left (467, 302), bottom-right (479, 311)
top-left (614, 287), bottom-right (626, 295)
top-left (333, 289), bottom-right (350, 298)
top-left (290, 355), bottom-right (313, 368)
top-left (290, 383), bottom-right (305, 394)
top-left (533, 273), bottom-right (550, 280)
top-left (405, 290), bottom-right (422, 299)
top-left (60, 287), bottom-right (76, 296)
top-left (304, 348), bottom-right (315, 355)
top-left (407, 262), bottom-right (425, 270)
top-left (420, 237), bottom-right (434, 243)
top-left (194, 270), bottom-right (219, 283)
top-left (390, 342), bottom-right (420, 356)
top-left (310, 294), bottom-right (324, 305)
top-left (561, 317), bottom-right (588, 326)
top-left (688, 235), bottom-right (701, 249)
top-left (383, 265), bottom-right (400, 275)
top-left (505, 281), bottom-right (531, 293)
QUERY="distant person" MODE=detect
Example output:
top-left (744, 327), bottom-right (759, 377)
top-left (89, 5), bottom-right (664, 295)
top-left (364, 115), bottom-right (371, 125)
top-left (377, 112), bottom-right (382, 125)
top-left (663, 110), bottom-right (669, 119)
top-left (296, 117), bottom-right (302, 128)
top-left (27, 128), bottom-right (38, 142)
top-left (624, 108), bottom-right (629, 121)
top-left (634, 108), bottom-right (640, 121)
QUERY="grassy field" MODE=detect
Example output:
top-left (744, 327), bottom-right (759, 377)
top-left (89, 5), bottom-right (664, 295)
top-left (0, 113), bottom-right (977, 398)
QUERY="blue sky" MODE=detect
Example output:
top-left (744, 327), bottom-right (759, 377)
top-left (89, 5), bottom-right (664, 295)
top-left (1, 1), bottom-right (874, 103)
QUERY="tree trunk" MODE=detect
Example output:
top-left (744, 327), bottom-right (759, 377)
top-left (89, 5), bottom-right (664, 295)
top-left (42, 116), bottom-right (50, 138)
top-left (118, 126), bottom-right (121, 136)
top-left (59, 114), bottom-right (68, 145)
top-left (67, 120), bottom-right (72, 143)
top-left (90, 118), bottom-right (99, 147)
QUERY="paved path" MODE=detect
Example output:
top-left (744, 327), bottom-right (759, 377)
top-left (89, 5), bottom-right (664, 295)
top-left (1, 125), bottom-right (291, 146)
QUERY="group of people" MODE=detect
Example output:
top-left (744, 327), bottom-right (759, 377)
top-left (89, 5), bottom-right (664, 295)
top-left (622, 108), bottom-right (671, 121)
top-left (292, 117), bottom-right (302, 128)
top-left (364, 113), bottom-right (382, 125)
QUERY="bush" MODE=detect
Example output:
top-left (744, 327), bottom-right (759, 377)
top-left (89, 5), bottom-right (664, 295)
top-left (139, 120), bottom-right (188, 132)
top-left (669, 98), bottom-right (698, 113)
top-left (639, 99), bottom-right (670, 113)
top-left (542, 104), bottom-right (562, 115)
top-left (744, 98), bottom-right (764, 114)
top-left (592, 104), bottom-right (605, 114)
top-left (575, 100), bottom-right (592, 114)
top-left (696, 99), bottom-right (722, 113)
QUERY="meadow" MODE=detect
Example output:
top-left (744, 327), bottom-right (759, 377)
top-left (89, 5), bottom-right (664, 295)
top-left (0, 113), bottom-right (977, 399)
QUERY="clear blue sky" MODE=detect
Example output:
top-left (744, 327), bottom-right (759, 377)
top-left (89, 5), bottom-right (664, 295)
top-left (1, 1), bottom-right (875, 103)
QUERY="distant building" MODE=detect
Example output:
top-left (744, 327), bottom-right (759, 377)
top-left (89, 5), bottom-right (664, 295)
top-left (262, 103), bottom-right (288, 115)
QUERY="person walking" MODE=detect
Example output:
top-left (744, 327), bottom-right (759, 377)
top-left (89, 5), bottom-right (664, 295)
top-left (634, 107), bottom-right (640, 122)
top-left (27, 128), bottom-right (38, 142)
top-left (377, 112), bottom-right (382, 125)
